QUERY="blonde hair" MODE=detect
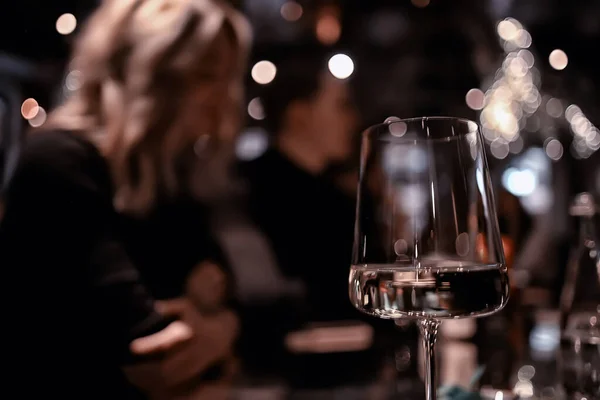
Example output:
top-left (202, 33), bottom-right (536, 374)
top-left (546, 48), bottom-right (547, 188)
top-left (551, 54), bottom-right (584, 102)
top-left (46, 0), bottom-right (251, 215)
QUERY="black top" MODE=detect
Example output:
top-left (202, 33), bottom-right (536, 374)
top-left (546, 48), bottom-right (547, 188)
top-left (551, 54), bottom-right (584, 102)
top-left (0, 130), bottom-right (219, 398)
top-left (240, 148), bottom-right (358, 322)
top-left (237, 148), bottom-right (391, 387)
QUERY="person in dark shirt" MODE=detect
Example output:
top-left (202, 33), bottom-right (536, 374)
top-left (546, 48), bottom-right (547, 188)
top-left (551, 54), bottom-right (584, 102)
top-left (239, 50), bottom-right (398, 389)
top-left (237, 51), bottom-right (380, 384)
top-left (0, 0), bottom-right (250, 397)
top-left (243, 50), bottom-right (359, 320)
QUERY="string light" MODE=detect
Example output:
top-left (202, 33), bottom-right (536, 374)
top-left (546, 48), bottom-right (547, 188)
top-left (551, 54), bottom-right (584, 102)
top-left (566, 104), bottom-right (599, 158)
top-left (480, 17), bottom-right (543, 158)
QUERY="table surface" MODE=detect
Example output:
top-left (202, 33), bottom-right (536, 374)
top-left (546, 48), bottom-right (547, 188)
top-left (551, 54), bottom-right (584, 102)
top-left (182, 308), bottom-right (597, 400)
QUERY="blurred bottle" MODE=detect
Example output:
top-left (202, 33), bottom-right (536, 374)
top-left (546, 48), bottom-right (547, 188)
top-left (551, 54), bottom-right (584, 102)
top-left (558, 193), bottom-right (600, 400)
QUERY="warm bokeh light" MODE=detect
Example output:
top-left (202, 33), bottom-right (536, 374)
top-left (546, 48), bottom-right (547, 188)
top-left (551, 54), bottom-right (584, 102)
top-left (28, 107), bottom-right (47, 128)
top-left (548, 49), bottom-right (568, 70)
top-left (21, 98), bottom-right (39, 120)
top-left (518, 50), bottom-right (534, 68)
top-left (514, 29), bottom-right (532, 48)
top-left (545, 98), bottom-right (562, 118)
top-left (479, 36), bottom-right (544, 156)
top-left (565, 104), bottom-right (599, 158)
top-left (280, 1), bottom-right (303, 22)
top-left (565, 104), bottom-right (581, 122)
top-left (465, 88), bottom-right (485, 110)
top-left (65, 70), bottom-right (83, 91)
top-left (251, 61), bottom-right (277, 85)
top-left (247, 97), bottom-right (265, 120)
top-left (316, 15), bottom-right (341, 45)
top-left (509, 136), bottom-right (524, 154)
top-left (56, 13), bottom-right (77, 35)
top-left (328, 54), bottom-right (354, 80)
top-left (497, 18), bottom-right (521, 41)
top-left (490, 138), bottom-right (509, 159)
top-left (544, 138), bottom-right (563, 161)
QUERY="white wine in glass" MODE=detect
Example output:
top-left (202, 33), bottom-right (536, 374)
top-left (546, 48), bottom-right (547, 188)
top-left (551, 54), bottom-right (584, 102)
top-left (349, 117), bottom-right (509, 400)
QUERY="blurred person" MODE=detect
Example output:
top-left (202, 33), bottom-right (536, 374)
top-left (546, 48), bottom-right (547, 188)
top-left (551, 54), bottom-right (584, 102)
top-left (241, 49), bottom-right (358, 321)
top-left (0, 0), bottom-right (250, 398)
top-left (235, 51), bottom-right (391, 386)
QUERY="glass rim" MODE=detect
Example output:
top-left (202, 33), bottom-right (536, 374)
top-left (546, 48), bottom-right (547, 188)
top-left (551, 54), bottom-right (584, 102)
top-left (364, 116), bottom-right (480, 142)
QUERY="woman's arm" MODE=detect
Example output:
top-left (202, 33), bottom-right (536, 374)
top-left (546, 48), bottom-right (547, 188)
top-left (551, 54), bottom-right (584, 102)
top-left (1, 131), bottom-right (180, 353)
top-left (0, 131), bottom-right (192, 363)
top-left (1, 131), bottom-right (236, 394)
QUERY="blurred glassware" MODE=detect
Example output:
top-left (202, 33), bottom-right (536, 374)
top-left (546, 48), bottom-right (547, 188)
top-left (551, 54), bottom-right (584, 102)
top-left (559, 192), bottom-right (600, 331)
top-left (558, 192), bottom-right (600, 400)
top-left (559, 316), bottom-right (599, 400)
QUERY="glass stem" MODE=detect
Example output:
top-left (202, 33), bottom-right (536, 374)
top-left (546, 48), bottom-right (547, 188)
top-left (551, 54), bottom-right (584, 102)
top-left (418, 319), bottom-right (440, 400)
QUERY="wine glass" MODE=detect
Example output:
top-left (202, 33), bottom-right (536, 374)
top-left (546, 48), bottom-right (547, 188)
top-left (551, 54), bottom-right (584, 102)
top-left (349, 117), bottom-right (509, 400)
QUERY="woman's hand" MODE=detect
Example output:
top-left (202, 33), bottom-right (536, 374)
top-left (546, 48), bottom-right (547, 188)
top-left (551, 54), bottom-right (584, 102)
top-left (156, 298), bottom-right (238, 387)
top-left (125, 298), bottom-right (238, 397)
top-left (185, 261), bottom-right (228, 312)
top-left (130, 320), bottom-right (193, 355)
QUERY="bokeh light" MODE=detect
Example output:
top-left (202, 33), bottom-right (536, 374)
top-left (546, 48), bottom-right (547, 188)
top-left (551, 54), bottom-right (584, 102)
top-left (465, 88), bottom-right (485, 110)
top-left (56, 13), bottom-right (77, 35)
top-left (28, 107), bottom-right (47, 128)
top-left (480, 23), bottom-right (544, 157)
top-left (490, 138), bottom-right (510, 159)
top-left (502, 168), bottom-right (537, 197)
top-left (247, 97), bottom-right (265, 120)
top-left (564, 104), bottom-right (599, 158)
top-left (545, 98), bottom-right (562, 118)
top-left (548, 49), bottom-right (568, 70)
top-left (328, 54), bottom-right (354, 80)
top-left (21, 98), bottom-right (39, 120)
top-left (236, 128), bottom-right (269, 161)
top-left (544, 138), bottom-right (563, 161)
top-left (316, 14), bottom-right (341, 45)
top-left (280, 1), bottom-right (303, 22)
top-left (497, 18), bottom-right (521, 41)
top-left (65, 70), bottom-right (83, 91)
top-left (251, 61), bottom-right (277, 85)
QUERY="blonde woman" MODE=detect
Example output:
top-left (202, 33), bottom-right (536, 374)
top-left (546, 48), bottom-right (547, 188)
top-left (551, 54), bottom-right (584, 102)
top-left (0, 0), bottom-right (250, 398)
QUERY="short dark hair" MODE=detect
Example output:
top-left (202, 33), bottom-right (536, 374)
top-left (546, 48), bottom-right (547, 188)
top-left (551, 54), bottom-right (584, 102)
top-left (259, 46), bottom-right (330, 136)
